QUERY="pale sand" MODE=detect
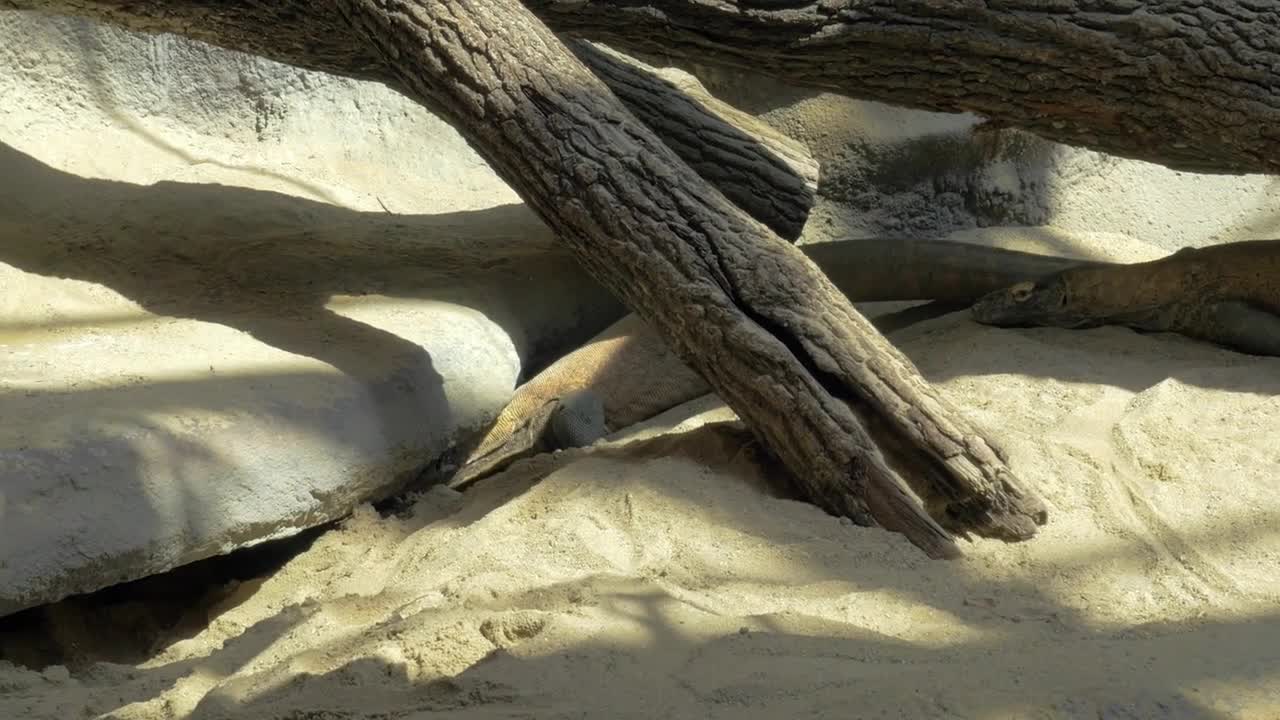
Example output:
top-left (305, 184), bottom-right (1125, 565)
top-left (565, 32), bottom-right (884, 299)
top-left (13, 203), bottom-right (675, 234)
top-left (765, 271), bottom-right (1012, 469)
top-left (4, 235), bottom-right (1279, 718)
top-left (3, 16), bottom-right (1278, 715)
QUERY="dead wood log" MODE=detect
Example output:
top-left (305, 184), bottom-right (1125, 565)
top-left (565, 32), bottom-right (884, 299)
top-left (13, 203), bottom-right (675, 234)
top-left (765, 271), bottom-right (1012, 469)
top-left (525, 0), bottom-right (1280, 176)
top-left (323, 0), bottom-right (1049, 558)
top-left (570, 41), bottom-right (819, 240)
top-left (16, 1), bottom-right (1276, 175)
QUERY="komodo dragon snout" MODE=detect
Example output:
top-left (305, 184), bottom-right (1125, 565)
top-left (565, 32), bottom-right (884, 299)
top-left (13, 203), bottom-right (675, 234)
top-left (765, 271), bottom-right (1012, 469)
top-left (448, 389), bottom-right (608, 490)
top-left (972, 276), bottom-right (1089, 328)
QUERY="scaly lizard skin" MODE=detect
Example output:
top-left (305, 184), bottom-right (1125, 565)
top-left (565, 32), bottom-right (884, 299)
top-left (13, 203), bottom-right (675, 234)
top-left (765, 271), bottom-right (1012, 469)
top-left (453, 237), bottom-right (1280, 489)
top-left (449, 237), bottom-right (1091, 488)
top-left (972, 239), bottom-right (1280, 356)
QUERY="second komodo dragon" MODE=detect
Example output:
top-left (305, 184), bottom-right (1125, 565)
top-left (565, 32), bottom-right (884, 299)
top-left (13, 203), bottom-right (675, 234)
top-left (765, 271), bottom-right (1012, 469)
top-left (451, 237), bottom-right (1280, 488)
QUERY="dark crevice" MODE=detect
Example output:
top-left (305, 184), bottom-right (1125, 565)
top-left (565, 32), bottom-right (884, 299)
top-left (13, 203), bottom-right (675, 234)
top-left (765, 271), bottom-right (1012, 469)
top-left (0, 524), bottom-right (332, 670)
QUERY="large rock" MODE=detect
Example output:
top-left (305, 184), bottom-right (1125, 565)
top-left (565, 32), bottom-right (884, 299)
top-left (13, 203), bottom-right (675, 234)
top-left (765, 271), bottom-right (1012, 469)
top-left (0, 11), bottom-right (624, 616)
top-left (0, 9), bottom-right (792, 619)
top-left (0, 143), bottom-right (623, 616)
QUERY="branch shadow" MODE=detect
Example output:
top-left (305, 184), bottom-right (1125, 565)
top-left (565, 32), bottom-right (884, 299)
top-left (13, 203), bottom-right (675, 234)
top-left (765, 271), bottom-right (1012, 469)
top-left (0, 141), bottom-right (624, 372)
top-left (166, 437), bottom-right (1280, 719)
top-left (887, 307), bottom-right (1280, 396)
top-left (194, 601), bottom-right (1272, 719)
top-left (0, 140), bottom-right (627, 614)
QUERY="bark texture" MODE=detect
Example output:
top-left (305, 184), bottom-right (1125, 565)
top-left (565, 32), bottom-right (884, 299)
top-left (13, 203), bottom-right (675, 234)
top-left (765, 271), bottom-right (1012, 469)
top-left (10, 0), bottom-right (1279, 175)
top-left (322, 0), bottom-right (1048, 558)
top-left (572, 41), bottom-right (818, 240)
top-left (5, 1), bottom-right (816, 238)
top-left (527, 0), bottom-right (1280, 175)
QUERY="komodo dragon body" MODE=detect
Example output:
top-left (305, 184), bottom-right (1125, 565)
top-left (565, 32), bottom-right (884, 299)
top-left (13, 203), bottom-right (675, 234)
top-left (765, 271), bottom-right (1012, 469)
top-left (450, 238), bottom-right (1090, 488)
top-left (452, 238), bottom-right (1280, 490)
top-left (972, 239), bottom-right (1280, 356)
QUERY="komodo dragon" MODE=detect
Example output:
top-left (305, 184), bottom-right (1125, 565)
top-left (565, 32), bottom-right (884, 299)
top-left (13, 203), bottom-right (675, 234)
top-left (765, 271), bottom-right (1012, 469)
top-left (972, 239), bottom-right (1280, 356)
top-left (451, 238), bottom-right (1280, 490)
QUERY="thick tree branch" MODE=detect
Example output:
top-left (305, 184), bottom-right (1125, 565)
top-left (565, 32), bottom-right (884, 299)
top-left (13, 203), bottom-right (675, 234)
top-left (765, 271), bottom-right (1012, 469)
top-left (8, 1), bottom-right (1278, 175)
top-left (4, 0), bottom-right (1062, 554)
top-left (317, 0), bottom-right (1048, 557)
top-left (526, 0), bottom-right (1280, 175)
top-left (572, 41), bottom-right (818, 240)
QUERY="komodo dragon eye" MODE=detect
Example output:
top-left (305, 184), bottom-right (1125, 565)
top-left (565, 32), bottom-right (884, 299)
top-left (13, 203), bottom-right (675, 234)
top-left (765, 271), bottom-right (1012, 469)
top-left (1009, 281), bottom-right (1036, 302)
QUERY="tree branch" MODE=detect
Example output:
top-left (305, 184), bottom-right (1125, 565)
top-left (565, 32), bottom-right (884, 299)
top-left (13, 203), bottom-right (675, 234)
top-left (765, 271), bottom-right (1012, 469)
top-left (319, 0), bottom-right (1048, 557)
top-left (571, 41), bottom-right (818, 240)
top-left (526, 0), bottom-right (1280, 175)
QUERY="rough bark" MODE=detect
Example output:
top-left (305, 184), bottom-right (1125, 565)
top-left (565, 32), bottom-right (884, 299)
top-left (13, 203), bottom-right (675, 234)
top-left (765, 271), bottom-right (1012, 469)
top-left (9, 1), bottom-right (1279, 175)
top-left (526, 0), bottom-right (1280, 175)
top-left (572, 41), bottom-right (818, 240)
top-left (4, 2), bottom-right (816, 239)
top-left (318, 0), bottom-right (1049, 558)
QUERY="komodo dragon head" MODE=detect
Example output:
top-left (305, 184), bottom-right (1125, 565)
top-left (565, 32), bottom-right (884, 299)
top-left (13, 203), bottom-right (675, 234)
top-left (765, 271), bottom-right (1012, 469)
top-left (970, 249), bottom-right (1280, 357)
top-left (970, 274), bottom-right (1103, 329)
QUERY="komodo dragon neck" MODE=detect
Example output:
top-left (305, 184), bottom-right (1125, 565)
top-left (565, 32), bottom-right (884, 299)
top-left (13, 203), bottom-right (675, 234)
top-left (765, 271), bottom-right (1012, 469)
top-left (804, 238), bottom-right (1098, 304)
top-left (451, 238), bottom-right (1094, 488)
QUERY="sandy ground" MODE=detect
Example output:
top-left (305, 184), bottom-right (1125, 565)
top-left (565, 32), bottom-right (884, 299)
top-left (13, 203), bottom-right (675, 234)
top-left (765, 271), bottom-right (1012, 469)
top-left (4, 14), bottom-right (1280, 719)
top-left (4, 250), bottom-right (1280, 718)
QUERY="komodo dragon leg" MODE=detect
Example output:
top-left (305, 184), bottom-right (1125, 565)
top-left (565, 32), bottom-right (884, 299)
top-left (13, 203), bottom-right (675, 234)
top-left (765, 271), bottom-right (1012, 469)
top-left (973, 239), bottom-right (1280, 355)
top-left (449, 237), bottom-right (1093, 490)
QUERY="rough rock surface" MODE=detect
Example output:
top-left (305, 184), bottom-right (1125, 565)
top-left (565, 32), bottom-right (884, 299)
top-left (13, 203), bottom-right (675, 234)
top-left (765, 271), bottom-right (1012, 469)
top-left (691, 65), bottom-right (1280, 249)
top-left (0, 143), bottom-right (624, 616)
top-left (0, 12), bottom-right (623, 615)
